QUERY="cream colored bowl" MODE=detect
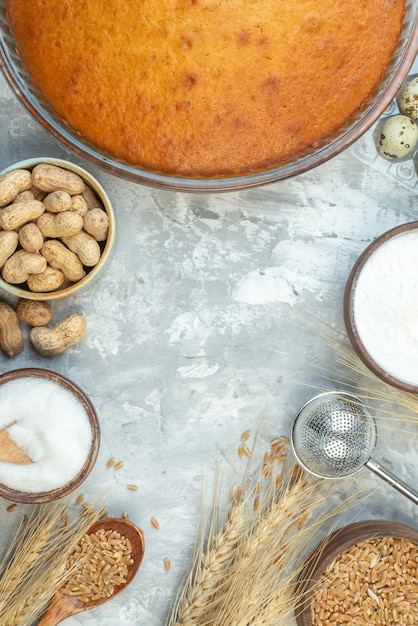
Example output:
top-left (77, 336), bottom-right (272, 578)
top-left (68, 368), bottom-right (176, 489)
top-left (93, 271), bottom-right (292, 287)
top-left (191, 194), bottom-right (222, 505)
top-left (0, 158), bottom-right (115, 301)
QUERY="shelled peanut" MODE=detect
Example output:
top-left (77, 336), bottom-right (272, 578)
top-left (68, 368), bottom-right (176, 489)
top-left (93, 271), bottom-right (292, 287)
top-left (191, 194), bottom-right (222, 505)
top-left (0, 163), bottom-right (109, 292)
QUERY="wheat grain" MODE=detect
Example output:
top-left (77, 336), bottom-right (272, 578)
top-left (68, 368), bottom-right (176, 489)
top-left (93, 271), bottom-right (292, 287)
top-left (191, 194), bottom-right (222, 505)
top-left (0, 493), bottom-right (107, 625)
top-left (312, 537), bottom-right (418, 626)
top-left (62, 528), bottom-right (134, 602)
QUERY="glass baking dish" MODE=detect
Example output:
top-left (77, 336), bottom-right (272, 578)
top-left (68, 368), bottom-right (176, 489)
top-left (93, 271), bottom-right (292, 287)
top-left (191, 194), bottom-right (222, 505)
top-left (0, 1), bottom-right (417, 192)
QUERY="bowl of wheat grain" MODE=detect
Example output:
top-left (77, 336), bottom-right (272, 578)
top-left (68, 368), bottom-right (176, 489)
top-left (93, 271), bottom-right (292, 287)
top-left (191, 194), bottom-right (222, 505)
top-left (295, 520), bottom-right (418, 626)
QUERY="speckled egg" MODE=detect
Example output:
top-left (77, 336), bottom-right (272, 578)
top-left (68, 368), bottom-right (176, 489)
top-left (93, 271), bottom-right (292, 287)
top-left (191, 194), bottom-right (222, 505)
top-left (398, 76), bottom-right (418, 120)
top-left (378, 114), bottom-right (418, 161)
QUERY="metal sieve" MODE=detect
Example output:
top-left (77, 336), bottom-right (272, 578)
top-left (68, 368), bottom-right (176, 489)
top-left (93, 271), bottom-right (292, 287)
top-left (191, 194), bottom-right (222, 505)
top-left (291, 391), bottom-right (418, 506)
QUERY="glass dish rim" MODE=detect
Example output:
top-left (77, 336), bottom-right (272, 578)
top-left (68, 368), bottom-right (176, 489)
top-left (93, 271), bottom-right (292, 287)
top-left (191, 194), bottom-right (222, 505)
top-left (0, 1), bottom-right (417, 192)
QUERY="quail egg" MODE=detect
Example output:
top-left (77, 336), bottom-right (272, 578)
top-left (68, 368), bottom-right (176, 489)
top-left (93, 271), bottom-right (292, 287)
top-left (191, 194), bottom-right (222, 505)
top-left (377, 114), bottom-right (418, 161)
top-left (398, 76), bottom-right (418, 120)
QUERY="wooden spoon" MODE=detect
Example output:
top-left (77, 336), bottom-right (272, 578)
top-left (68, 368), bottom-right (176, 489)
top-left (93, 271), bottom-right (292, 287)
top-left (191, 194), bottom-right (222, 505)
top-left (38, 518), bottom-right (145, 625)
top-left (0, 429), bottom-right (32, 464)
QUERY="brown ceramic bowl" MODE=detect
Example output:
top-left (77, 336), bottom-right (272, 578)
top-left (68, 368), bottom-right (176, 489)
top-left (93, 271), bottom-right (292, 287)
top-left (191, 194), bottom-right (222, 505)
top-left (295, 519), bottom-right (418, 626)
top-left (0, 368), bottom-right (100, 503)
top-left (344, 222), bottom-right (418, 393)
top-left (0, 157), bottom-right (115, 301)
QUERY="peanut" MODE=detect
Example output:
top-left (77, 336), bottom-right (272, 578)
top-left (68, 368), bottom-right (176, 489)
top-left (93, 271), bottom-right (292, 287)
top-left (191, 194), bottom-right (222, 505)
top-left (18, 223), bottom-right (44, 253)
top-left (41, 240), bottom-right (86, 282)
top-left (43, 190), bottom-right (73, 213)
top-left (0, 169), bottom-right (32, 207)
top-left (13, 190), bottom-right (35, 204)
top-left (30, 312), bottom-right (87, 356)
top-left (62, 231), bottom-right (101, 267)
top-left (0, 301), bottom-right (24, 357)
top-left (70, 195), bottom-right (89, 217)
top-left (2, 250), bottom-right (47, 284)
top-left (37, 211), bottom-right (83, 238)
top-left (31, 164), bottom-right (85, 195)
top-left (0, 230), bottom-right (19, 268)
top-left (16, 299), bottom-right (53, 327)
top-left (27, 266), bottom-right (65, 292)
top-left (81, 184), bottom-right (102, 210)
top-left (83, 208), bottom-right (109, 242)
top-left (0, 199), bottom-right (45, 230)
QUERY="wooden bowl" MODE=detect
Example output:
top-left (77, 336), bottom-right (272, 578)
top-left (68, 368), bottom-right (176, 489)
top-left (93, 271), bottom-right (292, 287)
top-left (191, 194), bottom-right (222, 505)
top-left (0, 157), bottom-right (115, 301)
top-left (295, 519), bottom-right (418, 626)
top-left (0, 367), bottom-right (100, 503)
top-left (344, 221), bottom-right (418, 393)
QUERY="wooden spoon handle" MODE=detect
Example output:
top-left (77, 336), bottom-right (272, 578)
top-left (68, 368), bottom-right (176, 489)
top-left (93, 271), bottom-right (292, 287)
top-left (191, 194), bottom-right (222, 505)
top-left (37, 592), bottom-right (82, 626)
top-left (0, 429), bottom-right (32, 464)
top-left (37, 590), bottom-right (85, 625)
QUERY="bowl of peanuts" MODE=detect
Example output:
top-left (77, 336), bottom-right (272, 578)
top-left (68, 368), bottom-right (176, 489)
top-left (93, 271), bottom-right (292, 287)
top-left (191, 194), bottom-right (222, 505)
top-left (295, 519), bottom-right (418, 626)
top-left (0, 157), bottom-right (115, 300)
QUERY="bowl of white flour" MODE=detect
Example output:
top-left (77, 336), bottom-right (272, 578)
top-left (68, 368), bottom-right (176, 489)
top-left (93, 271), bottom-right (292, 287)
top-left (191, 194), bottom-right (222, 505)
top-left (344, 221), bottom-right (418, 393)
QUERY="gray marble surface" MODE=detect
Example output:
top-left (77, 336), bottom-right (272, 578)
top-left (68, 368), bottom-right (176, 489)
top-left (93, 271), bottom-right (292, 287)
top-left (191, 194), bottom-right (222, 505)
top-left (1, 63), bottom-right (418, 626)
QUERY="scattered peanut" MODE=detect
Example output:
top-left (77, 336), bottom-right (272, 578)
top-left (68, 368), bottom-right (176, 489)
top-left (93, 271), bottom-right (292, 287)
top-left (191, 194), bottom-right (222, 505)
top-left (0, 301), bottom-right (24, 357)
top-left (18, 222), bottom-right (44, 253)
top-left (0, 199), bottom-right (45, 230)
top-left (31, 163), bottom-right (85, 195)
top-left (41, 240), bottom-right (86, 283)
top-left (0, 230), bottom-right (19, 268)
top-left (16, 299), bottom-right (53, 327)
top-left (2, 250), bottom-right (47, 284)
top-left (37, 211), bottom-right (84, 238)
top-left (0, 169), bottom-right (32, 207)
top-left (83, 208), bottom-right (109, 242)
top-left (29, 312), bottom-right (87, 356)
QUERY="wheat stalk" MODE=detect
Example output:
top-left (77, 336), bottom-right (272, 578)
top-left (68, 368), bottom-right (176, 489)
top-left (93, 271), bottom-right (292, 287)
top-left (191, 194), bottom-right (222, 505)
top-left (172, 499), bottom-right (247, 626)
top-left (0, 493), bottom-right (107, 626)
top-left (167, 434), bottom-right (369, 626)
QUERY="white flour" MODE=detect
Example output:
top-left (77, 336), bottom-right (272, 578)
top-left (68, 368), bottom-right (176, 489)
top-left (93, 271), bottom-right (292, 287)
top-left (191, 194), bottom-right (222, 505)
top-left (353, 230), bottom-right (418, 386)
top-left (0, 376), bottom-right (92, 492)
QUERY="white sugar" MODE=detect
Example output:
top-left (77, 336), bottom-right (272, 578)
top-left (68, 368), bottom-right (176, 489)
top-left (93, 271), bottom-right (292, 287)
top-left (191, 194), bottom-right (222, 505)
top-left (0, 376), bottom-right (92, 492)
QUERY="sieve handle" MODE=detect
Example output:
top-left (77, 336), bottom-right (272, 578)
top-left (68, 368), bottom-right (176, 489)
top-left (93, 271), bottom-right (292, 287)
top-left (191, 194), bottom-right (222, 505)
top-left (366, 458), bottom-right (418, 506)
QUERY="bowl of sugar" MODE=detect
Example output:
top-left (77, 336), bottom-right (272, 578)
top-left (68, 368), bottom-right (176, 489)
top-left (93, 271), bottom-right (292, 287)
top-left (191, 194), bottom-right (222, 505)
top-left (344, 222), bottom-right (418, 393)
top-left (0, 368), bottom-right (100, 503)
